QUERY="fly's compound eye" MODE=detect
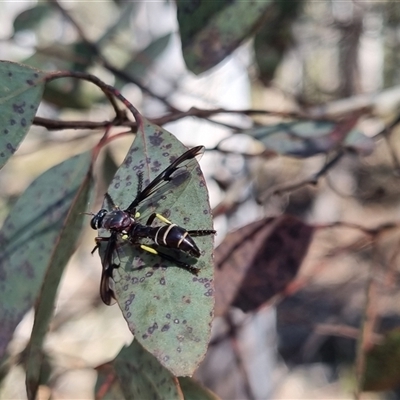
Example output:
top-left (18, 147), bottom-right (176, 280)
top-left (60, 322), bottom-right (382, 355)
top-left (90, 209), bottom-right (108, 230)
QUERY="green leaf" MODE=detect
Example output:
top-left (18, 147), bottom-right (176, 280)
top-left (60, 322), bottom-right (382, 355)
top-left (94, 340), bottom-right (182, 399)
top-left (0, 61), bottom-right (46, 169)
top-left (364, 329), bottom-right (400, 392)
top-left (21, 52), bottom-right (95, 109)
top-left (115, 34), bottom-right (172, 89)
top-left (96, 119), bottom-right (215, 376)
top-left (114, 340), bottom-right (181, 399)
top-left (24, 153), bottom-right (94, 399)
top-left (177, 0), bottom-right (273, 74)
top-left (0, 152), bottom-right (93, 360)
top-left (179, 376), bottom-right (220, 400)
top-left (254, 0), bottom-right (303, 84)
top-left (97, 2), bottom-right (137, 48)
top-left (13, 4), bottom-right (53, 33)
top-left (245, 120), bottom-right (374, 157)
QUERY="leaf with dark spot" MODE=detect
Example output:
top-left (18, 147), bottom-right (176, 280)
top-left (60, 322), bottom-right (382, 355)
top-left (94, 339), bottom-right (181, 399)
top-left (0, 61), bottom-right (46, 170)
top-left (0, 152), bottom-right (93, 362)
top-left (214, 215), bottom-right (314, 316)
top-left (96, 118), bottom-right (215, 376)
top-left (177, 0), bottom-right (273, 74)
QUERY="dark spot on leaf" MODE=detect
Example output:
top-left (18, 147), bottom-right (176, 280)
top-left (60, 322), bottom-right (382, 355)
top-left (6, 143), bottom-right (16, 153)
top-left (3, 129), bottom-right (8, 134)
top-left (149, 133), bottom-right (163, 146)
top-left (205, 283), bottom-right (210, 288)
top-left (34, 73), bottom-right (39, 78)
top-left (160, 277), bottom-right (166, 285)
top-left (166, 313), bottom-right (171, 319)
top-left (13, 102), bottom-right (26, 114)
top-left (177, 347), bottom-right (181, 353)
top-left (161, 324), bottom-right (170, 332)
top-left (203, 209), bottom-right (209, 215)
top-left (192, 277), bottom-right (198, 282)
top-left (125, 293), bottom-right (135, 306)
top-left (21, 118), bottom-right (26, 127)
top-left (8, 72), bottom-right (12, 77)
top-left (123, 284), bottom-right (128, 291)
top-left (199, 180), bottom-right (205, 187)
top-left (187, 327), bottom-right (193, 333)
top-left (174, 319), bottom-right (179, 324)
top-left (114, 182), bottom-right (120, 189)
top-left (182, 320), bottom-right (187, 324)
top-left (205, 289), bottom-right (213, 296)
top-left (10, 119), bottom-right (16, 126)
top-left (142, 333), bottom-right (148, 339)
top-left (162, 152), bottom-right (169, 157)
top-left (184, 217), bottom-right (190, 223)
top-left (163, 356), bottom-right (169, 362)
top-left (145, 271), bottom-right (153, 278)
top-left (151, 161), bottom-right (162, 173)
top-left (148, 322), bottom-right (158, 334)
top-left (131, 277), bottom-right (138, 284)
top-left (140, 277), bottom-right (145, 282)
top-left (26, 79), bottom-right (34, 85)
top-left (127, 312), bottom-right (131, 318)
top-left (0, 153), bottom-right (4, 157)
top-left (20, 261), bottom-right (34, 279)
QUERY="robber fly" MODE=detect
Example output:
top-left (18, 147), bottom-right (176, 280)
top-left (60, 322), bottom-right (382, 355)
top-left (90, 145), bottom-right (216, 305)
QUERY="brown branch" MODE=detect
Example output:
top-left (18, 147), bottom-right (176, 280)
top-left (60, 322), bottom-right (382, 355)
top-left (32, 107), bottom-right (310, 132)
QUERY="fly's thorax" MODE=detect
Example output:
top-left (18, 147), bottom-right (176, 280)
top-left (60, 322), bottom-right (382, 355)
top-left (101, 209), bottom-right (134, 231)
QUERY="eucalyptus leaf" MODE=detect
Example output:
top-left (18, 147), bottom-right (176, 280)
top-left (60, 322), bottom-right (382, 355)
top-left (0, 61), bottom-right (46, 169)
top-left (95, 119), bottom-right (215, 376)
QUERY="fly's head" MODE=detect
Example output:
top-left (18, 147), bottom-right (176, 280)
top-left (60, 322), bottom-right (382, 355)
top-left (90, 209), bottom-right (108, 230)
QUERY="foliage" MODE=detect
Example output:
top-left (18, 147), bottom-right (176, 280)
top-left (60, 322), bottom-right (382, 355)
top-left (1, 1), bottom-right (400, 399)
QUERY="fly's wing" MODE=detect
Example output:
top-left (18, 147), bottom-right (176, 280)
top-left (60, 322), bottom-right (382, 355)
top-left (99, 233), bottom-right (135, 305)
top-left (125, 146), bottom-right (204, 220)
top-left (97, 231), bottom-right (118, 305)
top-left (100, 267), bottom-right (115, 306)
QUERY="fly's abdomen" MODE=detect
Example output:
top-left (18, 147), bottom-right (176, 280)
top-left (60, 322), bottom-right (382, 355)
top-left (155, 224), bottom-right (201, 258)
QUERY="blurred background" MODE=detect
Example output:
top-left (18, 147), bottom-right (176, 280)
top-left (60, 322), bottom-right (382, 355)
top-left (2, 0), bottom-right (400, 399)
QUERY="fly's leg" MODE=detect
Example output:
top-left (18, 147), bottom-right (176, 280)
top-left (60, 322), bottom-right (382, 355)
top-left (139, 244), bottom-right (200, 275)
top-left (145, 212), bottom-right (172, 226)
top-left (187, 229), bottom-right (216, 236)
